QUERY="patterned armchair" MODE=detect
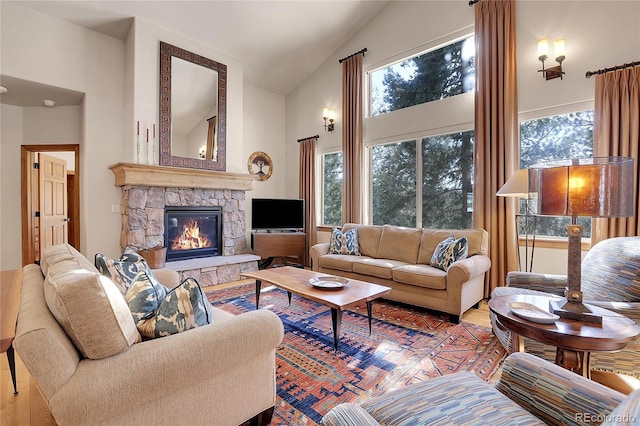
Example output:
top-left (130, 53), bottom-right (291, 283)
top-left (491, 236), bottom-right (640, 380)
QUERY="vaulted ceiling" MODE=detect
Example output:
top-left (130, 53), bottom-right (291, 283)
top-left (15, 0), bottom-right (390, 96)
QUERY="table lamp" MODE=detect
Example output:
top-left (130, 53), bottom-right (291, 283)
top-left (497, 169), bottom-right (537, 271)
top-left (528, 157), bottom-right (634, 324)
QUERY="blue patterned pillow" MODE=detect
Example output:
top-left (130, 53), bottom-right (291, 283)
top-left (430, 236), bottom-right (468, 271)
top-left (329, 227), bottom-right (361, 255)
top-left (95, 247), bottom-right (154, 295)
top-left (125, 271), bottom-right (168, 323)
top-left (126, 275), bottom-right (214, 339)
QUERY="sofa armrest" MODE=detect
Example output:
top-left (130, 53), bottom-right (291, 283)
top-left (151, 268), bottom-right (180, 287)
top-left (51, 309), bottom-right (284, 425)
top-left (447, 254), bottom-right (491, 285)
top-left (506, 271), bottom-right (567, 296)
top-left (496, 352), bottom-right (626, 425)
top-left (310, 243), bottom-right (330, 271)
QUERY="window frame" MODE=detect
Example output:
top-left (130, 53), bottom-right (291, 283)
top-left (316, 148), bottom-right (344, 228)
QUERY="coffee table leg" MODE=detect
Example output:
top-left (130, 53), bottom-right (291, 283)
top-left (255, 280), bottom-right (262, 309)
top-left (7, 344), bottom-right (17, 395)
top-left (287, 291), bottom-right (292, 306)
top-left (366, 301), bottom-right (373, 335)
top-left (331, 308), bottom-right (342, 351)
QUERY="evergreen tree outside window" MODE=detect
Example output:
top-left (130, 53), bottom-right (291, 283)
top-left (321, 152), bottom-right (343, 226)
top-left (519, 110), bottom-right (594, 238)
top-left (370, 36), bottom-right (475, 116)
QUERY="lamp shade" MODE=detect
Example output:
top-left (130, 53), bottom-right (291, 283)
top-left (528, 157), bottom-right (634, 218)
top-left (496, 169), bottom-right (530, 197)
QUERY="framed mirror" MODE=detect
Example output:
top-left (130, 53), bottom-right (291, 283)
top-left (159, 41), bottom-right (227, 170)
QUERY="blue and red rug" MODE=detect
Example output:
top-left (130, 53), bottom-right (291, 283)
top-left (207, 284), bottom-right (506, 425)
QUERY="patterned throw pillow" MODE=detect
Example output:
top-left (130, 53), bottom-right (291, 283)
top-left (95, 247), bottom-right (155, 295)
top-left (328, 227), bottom-right (361, 255)
top-left (125, 271), bottom-right (168, 323)
top-left (430, 236), bottom-right (468, 271)
top-left (126, 275), bottom-right (214, 339)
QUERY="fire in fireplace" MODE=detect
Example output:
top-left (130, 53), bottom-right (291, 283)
top-left (164, 206), bottom-right (222, 261)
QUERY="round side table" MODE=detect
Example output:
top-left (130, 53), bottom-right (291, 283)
top-left (489, 294), bottom-right (640, 377)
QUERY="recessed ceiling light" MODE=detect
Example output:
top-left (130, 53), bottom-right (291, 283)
top-left (0, 86), bottom-right (7, 94)
top-left (43, 99), bottom-right (56, 107)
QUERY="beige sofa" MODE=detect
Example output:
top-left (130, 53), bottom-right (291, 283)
top-left (14, 244), bottom-right (284, 426)
top-left (310, 224), bottom-right (491, 323)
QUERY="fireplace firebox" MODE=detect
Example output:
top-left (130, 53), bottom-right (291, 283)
top-left (164, 206), bottom-right (222, 261)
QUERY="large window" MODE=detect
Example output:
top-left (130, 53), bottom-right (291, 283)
top-left (370, 36), bottom-right (475, 116)
top-left (519, 110), bottom-right (594, 237)
top-left (371, 131), bottom-right (474, 229)
top-left (321, 152), bottom-right (343, 226)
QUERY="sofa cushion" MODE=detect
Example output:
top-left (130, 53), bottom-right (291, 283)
top-left (127, 276), bottom-right (214, 339)
top-left (430, 236), bottom-right (468, 271)
top-left (95, 247), bottom-right (156, 295)
top-left (393, 264), bottom-right (447, 290)
top-left (352, 257), bottom-right (408, 280)
top-left (602, 387), bottom-right (640, 426)
top-left (329, 227), bottom-right (361, 255)
top-left (318, 254), bottom-right (357, 272)
top-left (321, 403), bottom-right (380, 426)
top-left (360, 371), bottom-right (544, 426)
top-left (42, 243), bottom-right (140, 359)
top-left (418, 228), bottom-right (487, 264)
top-left (343, 224), bottom-right (383, 258)
top-left (376, 225), bottom-right (423, 264)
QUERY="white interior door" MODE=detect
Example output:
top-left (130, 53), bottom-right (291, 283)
top-left (39, 153), bottom-right (68, 251)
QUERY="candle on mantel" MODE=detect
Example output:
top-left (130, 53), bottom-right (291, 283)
top-left (146, 128), bottom-right (149, 142)
top-left (153, 124), bottom-right (156, 138)
top-left (137, 121), bottom-right (140, 136)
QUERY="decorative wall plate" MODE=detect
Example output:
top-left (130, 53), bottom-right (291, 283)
top-left (247, 151), bottom-right (273, 181)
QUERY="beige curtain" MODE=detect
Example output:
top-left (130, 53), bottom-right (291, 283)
top-left (473, 0), bottom-right (519, 296)
top-left (342, 53), bottom-right (364, 224)
top-left (299, 137), bottom-right (318, 267)
top-left (593, 65), bottom-right (640, 242)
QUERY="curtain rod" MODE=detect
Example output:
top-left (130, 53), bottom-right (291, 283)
top-left (468, 0), bottom-right (481, 6)
top-left (297, 135), bottom-right (320, 143)
top-left (585, 60), bottom-right (640, 78)
top-left (338, 48), bottom-right (367, 64)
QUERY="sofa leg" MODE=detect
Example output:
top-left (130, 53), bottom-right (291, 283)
top-left (449, 314), bottom-right (461, 324)
top-left (248, 406), bottom-right (275, 426)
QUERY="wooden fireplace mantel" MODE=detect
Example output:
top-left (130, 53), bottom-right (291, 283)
top-left (109, 163), bottom-right (254, 191)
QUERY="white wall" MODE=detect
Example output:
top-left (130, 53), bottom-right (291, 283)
top-left (243, 84), bottom-right (287, 237)
top-left (285, 0), bottom-right (640, 276)
top-left (1, 2), bottom-right (125, 266)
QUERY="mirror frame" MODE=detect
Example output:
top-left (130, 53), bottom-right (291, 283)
top-left (159, 41), bottom-right (227, 170)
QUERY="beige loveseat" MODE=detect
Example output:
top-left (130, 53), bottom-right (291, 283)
top-left (310, 224), bottom-right (491, 323)
top-left (14, 244), bottom-right (284, 426)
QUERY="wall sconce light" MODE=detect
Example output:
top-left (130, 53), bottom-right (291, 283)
top-left (322, 107), bottom-right (335, 132)
top-left (537, 38), bottom-right (566, 80)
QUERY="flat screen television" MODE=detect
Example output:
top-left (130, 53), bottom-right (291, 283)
top-left (251, 198), bottom-right (305, 231)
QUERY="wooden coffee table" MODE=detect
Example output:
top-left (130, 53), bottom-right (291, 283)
top-left (489, 294), bottom-right (640, 377)
top-left (240, 266), bottom-right (391, 351)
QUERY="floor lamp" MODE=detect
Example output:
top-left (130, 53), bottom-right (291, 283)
top-left (497, 169), bottom-right (537, 272)
top-left (528, 157), bottom-right (634, 324)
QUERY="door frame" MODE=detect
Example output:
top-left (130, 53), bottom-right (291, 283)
top-left (21, 144), bottom-right (80, 265)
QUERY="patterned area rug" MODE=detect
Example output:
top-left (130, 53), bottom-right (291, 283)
top-left (207, 284), bottom-right (506, 425)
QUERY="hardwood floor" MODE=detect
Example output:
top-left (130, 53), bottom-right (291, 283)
top-left (1, 283), bottom-right (634, 425)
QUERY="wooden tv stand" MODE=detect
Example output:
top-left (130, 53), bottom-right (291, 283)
top-left (251, 231), bottom-right (306, 269)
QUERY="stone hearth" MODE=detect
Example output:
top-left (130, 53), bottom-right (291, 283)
top-left (109, 163), bottom-right (259, 285)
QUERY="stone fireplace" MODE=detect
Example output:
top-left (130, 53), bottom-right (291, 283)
top-left (110, 163), bottom-right (259, 286)
top-left (165, 206), bottom-right (222, 261)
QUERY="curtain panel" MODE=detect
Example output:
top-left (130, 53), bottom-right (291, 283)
top-left (299, 137), bottom-right (318, 267)
top-left (473, 0), bottom-right (519, 295)
top-left (341, 53), bottom-right (364, 225)
top-left (593, 65), bottom-right (640, 242)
